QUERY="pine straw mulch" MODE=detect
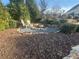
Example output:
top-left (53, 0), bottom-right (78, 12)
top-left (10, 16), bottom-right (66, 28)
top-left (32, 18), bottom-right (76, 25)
top-left (0, 29), bottom-right (79, 59)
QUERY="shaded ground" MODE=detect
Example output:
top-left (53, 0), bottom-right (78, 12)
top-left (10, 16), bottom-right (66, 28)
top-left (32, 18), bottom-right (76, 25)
top-left (0, 29), bottom-right (79, 59)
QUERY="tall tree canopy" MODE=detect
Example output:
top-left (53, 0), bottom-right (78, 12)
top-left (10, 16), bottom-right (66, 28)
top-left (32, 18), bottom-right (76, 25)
top-left (0, 0), bottom-right (11, 20)
top-left (0, 0), bottom-right (13, 30)
top-left (9, 0), bottom-right (24, 4)
top-left (8, 0), bottom-right (30, 25)
top-left (40, 0), bottom-right (47, 12)
top-left (8, 0), bottom-right (40, 24)
top-left (26, 0), bottom-right (40, 22)
top-left (39, 0), bottom-right (48, 20)
top-left (7, 0), bottom-right (20, 20)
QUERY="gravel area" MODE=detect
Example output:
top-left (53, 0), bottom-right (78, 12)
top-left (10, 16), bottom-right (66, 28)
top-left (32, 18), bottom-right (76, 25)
top-left (0, 29), bottom-right (79, 59)
top-left (18, 27), bottom-right (60, 33)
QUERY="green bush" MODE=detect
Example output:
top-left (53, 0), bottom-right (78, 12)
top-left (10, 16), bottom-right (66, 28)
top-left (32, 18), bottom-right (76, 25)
top-left (76, 25), bottom-right (79, 32)
top-left (60, 24), bottom-right (76, 34)
top-left (0, 20), bottom-right (17, 31)
top-left (41, 20), bottom-right (49, 24)
top-left (9, 20), bottom-right (17, 28)
top-left (50, 20), bottom-right (60, 25)
top-left (0, 23), bottom-right (5, 31)
top-left (0, 20), bottom-right (9, 31)
top-left (19, 4), bottom-right (31, 25)
top-left (42, 19), bottom-right (60, 25)
top-left (42, 19), bottom-right (67, 26)
top-left (33, 18), bottom-right (42, 23)
top-left (59, 20), bottom-right (67, 24)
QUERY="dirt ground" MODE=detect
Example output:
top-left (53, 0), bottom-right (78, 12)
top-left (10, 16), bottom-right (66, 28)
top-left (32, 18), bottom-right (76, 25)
top-left (0, 29), bottom-right (79, 59)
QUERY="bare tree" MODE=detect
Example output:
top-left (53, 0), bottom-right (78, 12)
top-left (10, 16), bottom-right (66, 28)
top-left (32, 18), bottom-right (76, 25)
top-left (40, 0), bottom-right (47, 12)
top-left (39, 0), bottom-right (48, 20)
top-left (51, 5), bottom-right (65, 19)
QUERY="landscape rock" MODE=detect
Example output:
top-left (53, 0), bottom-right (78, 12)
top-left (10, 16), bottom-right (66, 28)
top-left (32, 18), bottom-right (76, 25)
top-left (63, 45), bottom-right (79, 59)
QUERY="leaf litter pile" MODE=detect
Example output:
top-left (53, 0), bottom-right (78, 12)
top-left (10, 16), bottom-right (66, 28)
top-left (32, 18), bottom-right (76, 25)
top-left (0, 29), bottom-right (79, 59)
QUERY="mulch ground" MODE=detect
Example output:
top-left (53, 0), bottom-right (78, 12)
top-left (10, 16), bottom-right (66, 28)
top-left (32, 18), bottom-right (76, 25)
top-left (0, 29), bottom-right (79, 59)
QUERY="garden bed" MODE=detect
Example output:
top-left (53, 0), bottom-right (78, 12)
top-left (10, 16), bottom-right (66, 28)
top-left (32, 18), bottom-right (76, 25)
top-left (0, 29), bottom-right (79, 59)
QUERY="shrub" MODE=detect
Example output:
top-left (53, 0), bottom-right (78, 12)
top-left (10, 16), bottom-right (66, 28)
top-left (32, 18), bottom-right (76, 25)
top-left (42, 19), bottom-right (67, 25)
top-left (9, 20), bottom-right (17, 28)
top-left (0, 1), bottom-right (16, 31)
top-left (42, 19), bottom-right (60, 25)
top-left (0, 22), bottom-right (5, 31)
top-left (0, 20), bottom-right (17, 31)
top-left (41, 19), bottom-right (49, 24)
top-left (0, 20), bottom-right (9, 31)
top-left (76, 25), bottom-right (79, 32)
top-left (33, 17), bottom-right (42, 23)
top-left (60, 24), bottom-right (76, 34)
top-left (59, 20), bottom-right (67, 24)
top-left (19, 4), bottom-right (31, 25)
top-left (50, 20), bottom-right (60, 25)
